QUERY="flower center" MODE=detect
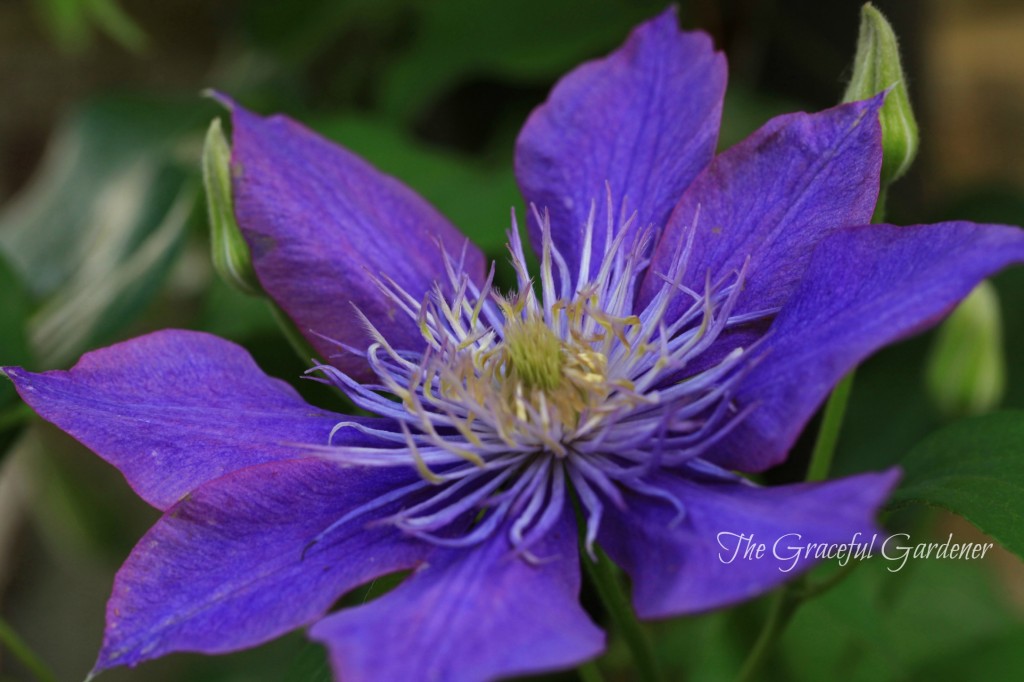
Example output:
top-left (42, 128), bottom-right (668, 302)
top-left (501, 313), bottom-right (564, 393)
top-left (430, 292), bottom-right (644, 458)
top-left (306, 204), bottom-right (774, 557)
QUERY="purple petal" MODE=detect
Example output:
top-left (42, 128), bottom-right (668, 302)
top-left (642, 96), bottom-right (883, 316)
top-left (3, 330), bottom-right (384, 509)
top-left (311, 505), bottom-right (604, 682)
top-left (226, 99), bottom-right (484, 378)
top-left (710, 222), bottom-right (1024, 472)
top-left (94, 459), bottom-right (430, 674)
top-left (515, 8), bottom-right (725, 281)
top-left (599, 469), bottom-right (899, 618)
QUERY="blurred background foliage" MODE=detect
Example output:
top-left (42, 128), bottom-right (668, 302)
top-left (1, 0), bottom-right (1023, 680)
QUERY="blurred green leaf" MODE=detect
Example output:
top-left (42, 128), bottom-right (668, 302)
top-left (380, 0), bottom-right (664, 123)
top-left (0, 253), bottom-right (33, 374)
top-left (34, 0), bottom-right (148, 53)
top-left (719, 84), bottom-right (802, 151)
top-left (908, 625), bottom-right (1024, 680)
top-left (0, 96), bottom-right (209, 295)
top-left (199, 277), bottom-right (277, 342)
top-left (83, 0), bottom-right (148, 53)
top-left (831, 335), bottom-right (941, 477)
top-left (889, 411), bottom-right (1024, 560)
top-left (240, 0), bottom-right (406, 65)
top-left (0, 96), bottom-right (212, 366)
top-left (312, 116), bottom-right (520, 254)
top-left (33, 0), bottom-right (90, 52)
top-left (0, 253), bottom-right (34, 458)
top-left (780, 553), bottom-right (1018, 682)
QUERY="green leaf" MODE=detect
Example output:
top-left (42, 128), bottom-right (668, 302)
top-left (907, 625), bottom-right (1024, 680)
top-left (0, 254), bottom-right (34, 458)
top-left (0, 254), bottom-right (33, 372)
top-left (33, 0), bottom-right (147, 54)
top-left (0, 95), bottom-right (208, 295)
top-left (0, 95), bottom-right (211, 365)
top-left (889, 411), bottom-right (1024, 559)
top-left (380, 0), bottom-right (665, 123)
top-left (780, 552), bottom-right (1019, 682)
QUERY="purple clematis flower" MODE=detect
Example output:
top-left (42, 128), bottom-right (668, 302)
top-left (6, 8), bottom-right (1024, 682)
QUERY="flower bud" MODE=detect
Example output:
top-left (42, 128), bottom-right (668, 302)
top-left (203, 117), bottom-right (261, 295)
top-left (925, 281), bottom-right (1006, 417)
top-left (843, 3), bottom-right (919, 186)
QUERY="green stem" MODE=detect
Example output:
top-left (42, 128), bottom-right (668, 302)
top-left (805, 371), bottom-right (855, 481)
top-left (583, 549), bottom-right (663, 682)
top-left (0, 616), bottom-right (57, 682)
top-left (734, 588), bottom-right (801, 682)
top-left (267, 301), bottom-right (318, 365)
top-left (796, 561), bottom-right (861, 601)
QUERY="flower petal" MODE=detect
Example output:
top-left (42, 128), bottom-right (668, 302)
top-left (3, 330), bottom-right (381, 509)
top-left (515, 8), bottom-right (725, 281)
top-left (711, 222), bottom-right (1024, 472)
top-left (310, 505), bottom-right (604, 682)
top-left (93, 459), bottom-right (430, 674)
top-left (642, 96), bottom-right (883, 317)
top-left (226, 99), bottom-right (484, 378)
top-left (598, 468), bottom-right (899, 618)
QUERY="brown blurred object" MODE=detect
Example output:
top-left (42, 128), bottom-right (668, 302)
top-left (921, 0), bottom-right (1024, 612)
top-left (924, 0), bottom-right (1024, 192)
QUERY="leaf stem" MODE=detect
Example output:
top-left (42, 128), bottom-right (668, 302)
top-left (583, 549), bottom-right (663, 682)
top-left (806, 371), bottom-right (856, 481)
top-left (0, 616), bottom-right (57, 682)
top-left (734, 588), bottom-right (801, 682)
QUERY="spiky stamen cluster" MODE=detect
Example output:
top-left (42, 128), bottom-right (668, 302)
top-left (306, 198), bottom-right (775, 559)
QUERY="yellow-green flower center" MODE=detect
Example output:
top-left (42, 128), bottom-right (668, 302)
top-left (502, 316), bottom-right (565, 393)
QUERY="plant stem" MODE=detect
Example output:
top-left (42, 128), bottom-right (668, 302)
top-left (805, 371), bottom-right (855, 481)
top-left (583, 549), bottom-right (663, 682)
top-left (0, 616), bottom-right (57, 682)
top-left (734, 588), bottom-right (801, 682)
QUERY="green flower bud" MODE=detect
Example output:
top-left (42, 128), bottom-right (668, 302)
top-left (843, 3), bottom-right (919, 186)
top-left (202, 117), bottom-right (261, 295)
top-left (925, 281), bottom-right (1006, 417)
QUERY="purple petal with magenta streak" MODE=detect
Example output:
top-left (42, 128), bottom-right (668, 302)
top-left (311, 503), bottom-right (605, 682)
top-left (642, 95), bottom-right (883, 321)
top-left (3, 329), bottom-right (392, 510)
top-left (224, 96), bottom-right (484, 379)
top-left (599, 468), bottom-right (899, 617)
top-left (515, 7), bottom-right (725, 284)
top-left (92, 459), bottom-right (432, 674)
top-left (709, 222), bottom-right (1024, 472)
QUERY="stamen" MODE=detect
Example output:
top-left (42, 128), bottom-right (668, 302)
top-left (304, 199), bottom-right (765, 552)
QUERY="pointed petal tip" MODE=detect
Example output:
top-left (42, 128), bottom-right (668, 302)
top-left (201, 89), bottom-right (236, 111)
top-left (515, 2), bottom-right (726, 282)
